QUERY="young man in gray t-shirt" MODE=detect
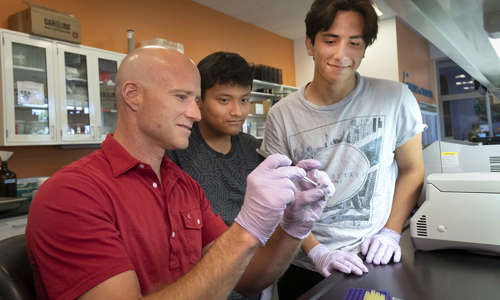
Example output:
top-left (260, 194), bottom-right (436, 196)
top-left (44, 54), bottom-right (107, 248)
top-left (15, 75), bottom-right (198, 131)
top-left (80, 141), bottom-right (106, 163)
top-left (259, 1), bottom-right (425, 298)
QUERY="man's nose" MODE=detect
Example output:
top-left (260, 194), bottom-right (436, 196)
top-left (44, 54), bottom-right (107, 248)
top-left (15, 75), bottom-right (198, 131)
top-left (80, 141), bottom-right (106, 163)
top-left (333, 40), bottom-right (349, 60)
top-left (186, 98), bottom-right (201, 121)
top-left (230, 101), bottom-right (242, 117)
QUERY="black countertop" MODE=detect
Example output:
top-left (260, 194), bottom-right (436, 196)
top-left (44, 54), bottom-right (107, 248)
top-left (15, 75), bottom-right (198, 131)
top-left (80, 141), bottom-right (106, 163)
top-left (298, 229), bottom-right (500, 300)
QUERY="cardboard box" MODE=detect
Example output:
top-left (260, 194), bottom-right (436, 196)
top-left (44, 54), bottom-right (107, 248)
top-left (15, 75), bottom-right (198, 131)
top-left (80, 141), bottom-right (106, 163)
top-left (8, 3), bottom-right (81, 43)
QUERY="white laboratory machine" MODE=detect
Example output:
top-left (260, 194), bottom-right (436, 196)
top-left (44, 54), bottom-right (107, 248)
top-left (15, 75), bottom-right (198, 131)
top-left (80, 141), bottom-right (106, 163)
top-left (410, 172), bottom-right (500, 255)
top-left (418, 140), bottom-right (500, 205)
top-left (422, 140), bottom-right (500, 174)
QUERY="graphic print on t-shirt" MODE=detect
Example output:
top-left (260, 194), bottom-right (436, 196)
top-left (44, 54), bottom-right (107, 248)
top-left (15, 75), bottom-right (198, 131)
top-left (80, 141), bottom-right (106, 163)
top-left (289, 116), bottom-right (384, 227)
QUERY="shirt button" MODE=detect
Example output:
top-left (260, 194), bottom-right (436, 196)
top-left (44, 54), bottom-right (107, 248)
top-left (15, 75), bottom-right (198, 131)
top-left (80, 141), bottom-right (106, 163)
top-left (197, 219), bottom-right (200, 225)
top-left (152, 182), bottom-right (158, 188)
top-left (171, 231), bottom-right (176, 238)
top-left (139, 164), bottom-right (144, 168)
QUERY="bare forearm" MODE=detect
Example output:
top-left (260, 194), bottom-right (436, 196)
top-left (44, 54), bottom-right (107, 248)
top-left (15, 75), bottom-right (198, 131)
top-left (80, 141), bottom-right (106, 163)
top-left (301, 232), bottom-right (320, 254)
top-left (385, 168), bottom-right (423, 233)
top-left (146, 223), bottom-right (260, 300)
top-left (236, 226), bottom-right (301, 295)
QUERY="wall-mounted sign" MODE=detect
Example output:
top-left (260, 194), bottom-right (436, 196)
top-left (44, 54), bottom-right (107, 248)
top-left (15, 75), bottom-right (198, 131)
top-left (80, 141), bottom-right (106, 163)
top-left (402, 72), bottom-right (433, 99)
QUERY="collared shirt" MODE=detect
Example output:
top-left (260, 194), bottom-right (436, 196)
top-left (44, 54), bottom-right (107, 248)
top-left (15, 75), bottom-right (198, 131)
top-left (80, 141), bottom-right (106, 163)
top-left (26, 134), bottom-right (227, 300)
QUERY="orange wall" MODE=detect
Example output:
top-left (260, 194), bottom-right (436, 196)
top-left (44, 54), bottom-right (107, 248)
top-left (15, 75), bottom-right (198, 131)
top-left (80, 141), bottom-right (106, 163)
top-left (396, 18), bottom-right (437, 104)
top-left (0, 0), bottom-right (296, 178)
top-left (0, 0), bottom-right (296, 83)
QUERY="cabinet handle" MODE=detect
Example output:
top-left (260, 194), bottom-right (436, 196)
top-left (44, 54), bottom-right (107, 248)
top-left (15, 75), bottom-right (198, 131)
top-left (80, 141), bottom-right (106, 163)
top-left (5, 129), bottom-right (8, 138)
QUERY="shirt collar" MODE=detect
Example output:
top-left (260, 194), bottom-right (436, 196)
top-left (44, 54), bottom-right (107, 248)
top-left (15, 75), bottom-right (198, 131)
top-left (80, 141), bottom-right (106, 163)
top-left (102, 134), bottom-right (183, 181)
top-left (101, 134), bottom-right (143, 177)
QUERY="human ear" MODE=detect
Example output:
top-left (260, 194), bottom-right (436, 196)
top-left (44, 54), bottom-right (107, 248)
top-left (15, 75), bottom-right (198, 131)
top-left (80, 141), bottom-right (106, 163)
top-left (305, 37), bottom-right (314, 56)
top-left (121, 80), bottom-right (141, 112)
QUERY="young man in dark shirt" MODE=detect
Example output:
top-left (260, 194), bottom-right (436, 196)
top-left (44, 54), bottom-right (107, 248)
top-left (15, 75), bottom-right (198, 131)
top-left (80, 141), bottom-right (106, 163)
top-left (168, 52), bottom-right (261, 226)
top-left (167, 52), bottom-right (265, 300)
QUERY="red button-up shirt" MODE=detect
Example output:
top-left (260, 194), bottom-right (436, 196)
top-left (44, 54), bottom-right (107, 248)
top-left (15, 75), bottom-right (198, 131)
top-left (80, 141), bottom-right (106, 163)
top-left (26, 135), bottom-right (228, 300)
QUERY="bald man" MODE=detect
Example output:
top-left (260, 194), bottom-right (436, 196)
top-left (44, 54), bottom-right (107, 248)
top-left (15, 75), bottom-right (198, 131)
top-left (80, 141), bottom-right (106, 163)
top-left (25, 47), bottom-right (334, 300)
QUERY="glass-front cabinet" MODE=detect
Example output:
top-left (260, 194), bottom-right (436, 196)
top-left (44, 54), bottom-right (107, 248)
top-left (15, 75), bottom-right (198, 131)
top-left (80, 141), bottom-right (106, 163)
top-left (2, 33), bottom-right (57, 144)
top-left (0, 29), bottom-right (125, 145)
top-left (97, 55), bottom-right (119, 139)
top-left (58, 45), bottom-right (95, 142)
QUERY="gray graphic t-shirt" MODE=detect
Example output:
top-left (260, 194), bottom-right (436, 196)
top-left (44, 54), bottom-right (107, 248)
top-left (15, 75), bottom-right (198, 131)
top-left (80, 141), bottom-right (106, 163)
top-left (260, 74), bottom-right (424, 271)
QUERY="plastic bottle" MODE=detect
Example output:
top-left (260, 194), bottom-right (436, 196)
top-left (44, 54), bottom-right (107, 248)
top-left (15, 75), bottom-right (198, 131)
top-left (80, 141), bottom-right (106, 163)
top-left (0, 160), bottom-right (17, 198)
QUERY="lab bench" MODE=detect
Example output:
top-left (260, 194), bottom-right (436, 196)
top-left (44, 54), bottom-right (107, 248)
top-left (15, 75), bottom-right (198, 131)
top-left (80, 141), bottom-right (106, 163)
top-left (0, 197), bottom-right (29, 240)
top-left (298, 229), bottom-right (500, 300)
top-left (0, 214), bottom-right (28, 241)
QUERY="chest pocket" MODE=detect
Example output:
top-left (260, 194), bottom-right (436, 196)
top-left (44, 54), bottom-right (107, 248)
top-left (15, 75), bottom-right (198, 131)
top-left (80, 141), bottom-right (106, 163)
top-left (180, 209), bottom-right (203, 264)
top-left (169, 208), bottom-right (204, 270)
top-left (181, 210), bottom-right (203, 229)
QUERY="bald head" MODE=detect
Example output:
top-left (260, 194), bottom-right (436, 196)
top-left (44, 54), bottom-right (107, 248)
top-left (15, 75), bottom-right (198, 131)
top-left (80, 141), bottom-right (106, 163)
top-left (113, 46), bottom-right (202, 151)
top-left (116, 47), bottom-right (197, 103)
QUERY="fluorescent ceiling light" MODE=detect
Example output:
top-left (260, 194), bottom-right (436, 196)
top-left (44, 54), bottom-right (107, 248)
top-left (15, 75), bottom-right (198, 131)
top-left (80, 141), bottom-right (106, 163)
top-left (455, 74), bottom-right (466, 79)
top-left (489, 37), bottom-right (500, 59)
top-left (372, 3), bottom-right (383, 16)
top-left (455, 81), bottom-right (474, 86)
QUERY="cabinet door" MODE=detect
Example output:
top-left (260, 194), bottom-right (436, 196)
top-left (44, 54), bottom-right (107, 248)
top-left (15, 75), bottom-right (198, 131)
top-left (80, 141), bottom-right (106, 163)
top-left (94, 52), bottom-right (125, 142)
top-left (2, 33), bottom-right (57, 145)
top-left (56, 45), bottom-right (98, 143)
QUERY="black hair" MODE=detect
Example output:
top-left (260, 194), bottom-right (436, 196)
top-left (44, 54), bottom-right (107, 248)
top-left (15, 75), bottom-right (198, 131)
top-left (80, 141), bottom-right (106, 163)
top-left (305, 0), bottom-right (378, 47)
top-left (197, 52), bottom-right (254, 99)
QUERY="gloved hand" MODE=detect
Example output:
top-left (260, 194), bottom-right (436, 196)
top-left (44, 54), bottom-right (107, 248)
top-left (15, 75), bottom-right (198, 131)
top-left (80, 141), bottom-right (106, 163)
top-left (280, 159), bottom-right (335, 239)
top-left (360, 227), bottom-right (402, 264)
top-left (235, 154), bottom-right (306, 245)
top-left (308, 244), bottom-right (368, 277)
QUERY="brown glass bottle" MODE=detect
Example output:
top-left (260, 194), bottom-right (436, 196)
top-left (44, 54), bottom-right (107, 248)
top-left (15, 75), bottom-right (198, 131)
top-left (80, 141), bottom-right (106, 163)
top-left (0, 160), bottom-right (17, 198)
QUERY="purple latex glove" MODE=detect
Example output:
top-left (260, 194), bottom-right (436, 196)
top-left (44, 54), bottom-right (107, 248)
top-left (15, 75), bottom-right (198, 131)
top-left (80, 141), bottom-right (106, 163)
top-left (235, 154), bottom-right (306, 245)
top-left (308, 244), bottom-right (368, 277)
top-left (360, 227), bottom-right (402, 264)
top-left (280, 159), bottom-right (335, 239)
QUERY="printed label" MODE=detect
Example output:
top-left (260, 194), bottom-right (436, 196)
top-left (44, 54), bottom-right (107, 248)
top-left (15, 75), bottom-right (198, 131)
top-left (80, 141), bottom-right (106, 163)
top-left (441, 152), bottom-right (459, 168)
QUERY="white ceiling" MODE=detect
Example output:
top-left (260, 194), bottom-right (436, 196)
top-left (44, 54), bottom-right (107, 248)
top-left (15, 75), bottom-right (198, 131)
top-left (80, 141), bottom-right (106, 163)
top-left (192, 0), bottom-right (314, 39)
top-left (192, 0), bottom-right (396, 40)
top-left (377, 0), bottom-right (500, 94)
top-left (193, 0), bottom-right (500, 93)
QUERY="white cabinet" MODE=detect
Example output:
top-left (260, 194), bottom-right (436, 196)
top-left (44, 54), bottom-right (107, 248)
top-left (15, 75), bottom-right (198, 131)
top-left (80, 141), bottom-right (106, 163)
top-left (56, 43), bottom-right (124, 143)
top-left (0, 29), bottom-right (125, 146)
top-left (250, 79), bottom-right (298, 102)
top-left (244, 79), bottom-right (298, 139)
top-left (1, 32), bottom-right (57, 145)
